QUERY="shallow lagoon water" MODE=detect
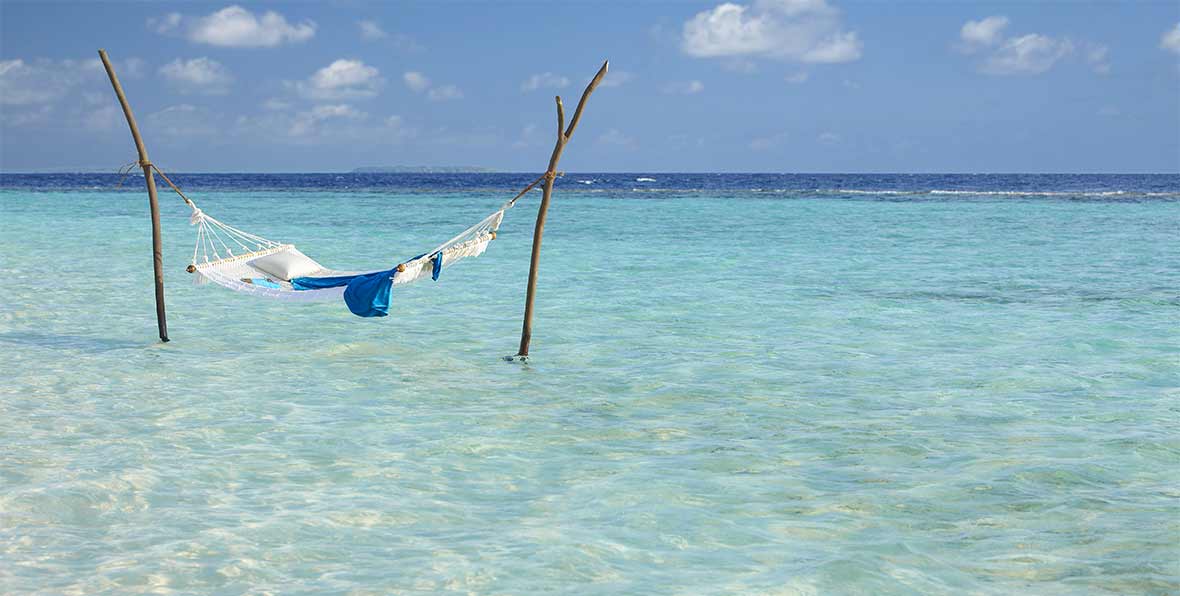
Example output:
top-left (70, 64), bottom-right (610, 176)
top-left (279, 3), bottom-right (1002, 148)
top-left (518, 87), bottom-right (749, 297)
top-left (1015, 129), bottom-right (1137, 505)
top-left (1, 174), bottom-right (1178, 594)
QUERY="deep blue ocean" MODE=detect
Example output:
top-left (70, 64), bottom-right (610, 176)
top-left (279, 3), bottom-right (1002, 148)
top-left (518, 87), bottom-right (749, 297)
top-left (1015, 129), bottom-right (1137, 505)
top-left (4, 171), bottom-right (1179, 197)
top-left (1, 172), bottom-right (1177, 594)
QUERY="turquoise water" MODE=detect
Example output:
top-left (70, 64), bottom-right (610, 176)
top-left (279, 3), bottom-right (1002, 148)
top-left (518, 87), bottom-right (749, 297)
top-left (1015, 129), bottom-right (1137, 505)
top-left (1, 179), bottom-right (1178, 594)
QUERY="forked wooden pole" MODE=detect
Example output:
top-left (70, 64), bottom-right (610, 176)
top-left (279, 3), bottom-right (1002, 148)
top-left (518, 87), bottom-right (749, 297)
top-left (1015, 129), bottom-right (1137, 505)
top-left (516, 60), bottom-right (608, 359)
top-left (98, 49), bottom-right (169, 342)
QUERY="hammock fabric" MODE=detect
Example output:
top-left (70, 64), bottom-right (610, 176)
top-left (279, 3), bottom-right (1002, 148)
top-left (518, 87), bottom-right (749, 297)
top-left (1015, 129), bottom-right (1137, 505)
top-left (167, 168), bottom-right (545, 317)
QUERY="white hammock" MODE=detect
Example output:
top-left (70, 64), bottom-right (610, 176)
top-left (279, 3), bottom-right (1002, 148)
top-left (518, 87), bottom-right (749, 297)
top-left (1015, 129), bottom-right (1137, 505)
top-left (156, 168), bottom-right (548, 303)
top-left (188, 206), bottom-right (505, 301)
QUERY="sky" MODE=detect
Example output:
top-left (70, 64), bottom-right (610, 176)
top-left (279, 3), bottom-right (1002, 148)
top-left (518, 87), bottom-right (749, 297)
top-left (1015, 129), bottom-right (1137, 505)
top-left (1, 0), bottom-right (1178, 173)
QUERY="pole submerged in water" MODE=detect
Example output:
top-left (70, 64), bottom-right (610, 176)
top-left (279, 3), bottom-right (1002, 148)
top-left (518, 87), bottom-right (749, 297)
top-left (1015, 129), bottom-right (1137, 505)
top-left (516, 60), bottom-right (609, 359)
top-left (98, 49), bottom-right (169, 342)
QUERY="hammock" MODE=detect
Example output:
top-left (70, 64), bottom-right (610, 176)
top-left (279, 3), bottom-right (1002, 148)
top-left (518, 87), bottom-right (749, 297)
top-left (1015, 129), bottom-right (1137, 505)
top-left (152, 167), bottom-right (550, 317)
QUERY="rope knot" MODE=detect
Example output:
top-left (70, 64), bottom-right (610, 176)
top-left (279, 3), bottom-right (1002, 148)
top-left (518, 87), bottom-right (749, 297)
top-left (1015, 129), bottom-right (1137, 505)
top-left (138, 159), bottom-right (152, 168)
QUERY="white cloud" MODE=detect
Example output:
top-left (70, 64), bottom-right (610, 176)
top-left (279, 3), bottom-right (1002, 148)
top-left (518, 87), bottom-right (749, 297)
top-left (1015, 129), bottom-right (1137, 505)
top-left (404, 71), bottom-right (461, 100)
top-left (1162, 22), bottom-right (1180, 53)
top-left (148, 12), bottom-right (182, 34)
top-left (289, 104), bottom-right (365, 137)
top-left (959, 16), bottom-right (1009, 50)
top-left (311, 60), bottom-right (378, 91)
top-left (0, 59), bottom-right (64, 105)
top-left (818, 131), bottom-right (841, 144)
top-left (3, 104), bottom-right (53, 127)
top-left (0, 58), bottom-right (148, 134)
top-left (427, 84), bottom-right (463, 101)
top-left (296, 59), bottom-right (382, 100)
top-left (982, 34), bottom-right (1073, 75)
top-left (521, 72), bottom-right (570, 92)
top-left (957, 17), bottom-right (1082, 76)
top-left (159, 57), bottom-right (232, 94)
top-left (403, 71), bottom-right (430, 92)
top-left (358, 19), bottom-right (387, 40)
top-left (663, 80), bottom-right (705, 95)
top-left (681, 0), bottom-right (862, 64)
top-left (0, 57), bottom-right (138, 107)
top-left (234, 104), bottom-right (409, 144)
top-left (801, 31), bottom-right (862, 63)
top-left (150, 5), bottom-right (316, 48)
top-left (785, 71), bottom-right (809, 83)
top-left (0, 60), bottom-right (20, 77)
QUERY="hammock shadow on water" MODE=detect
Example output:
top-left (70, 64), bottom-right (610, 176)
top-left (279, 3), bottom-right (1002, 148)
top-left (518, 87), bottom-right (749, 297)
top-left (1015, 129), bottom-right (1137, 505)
top-left (0, 331), bottom-right (148, 353)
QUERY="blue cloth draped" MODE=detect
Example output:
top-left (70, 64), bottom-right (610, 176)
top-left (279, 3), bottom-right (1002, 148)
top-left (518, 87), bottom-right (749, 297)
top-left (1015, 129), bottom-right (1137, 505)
top-left (292, 268), bottom-right (397, 317)
top-left (289, 252), bottom-right (443, 318)
top-left (342, 269), bottom-right (395, 317)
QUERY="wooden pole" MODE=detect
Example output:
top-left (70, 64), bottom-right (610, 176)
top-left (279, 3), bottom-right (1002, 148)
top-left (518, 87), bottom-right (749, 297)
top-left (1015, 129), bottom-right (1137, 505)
top-left (98, 49), bottom-right (169, 342)
top-left (516, 60), bottom-right (608, 359)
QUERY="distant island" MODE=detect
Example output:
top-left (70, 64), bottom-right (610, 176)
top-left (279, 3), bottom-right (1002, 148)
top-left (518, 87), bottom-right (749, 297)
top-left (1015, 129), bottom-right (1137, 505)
top-left (352, 166), bottom-right (497, 174)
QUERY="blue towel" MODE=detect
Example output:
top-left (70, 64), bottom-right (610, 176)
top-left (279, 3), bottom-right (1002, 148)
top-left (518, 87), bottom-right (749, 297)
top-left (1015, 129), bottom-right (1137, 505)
top-left (290, 250), bottom-right (442, 317)
top-left (292, 268), bottom-right (397, 318)
top-left (342, 269), bottom-right (395, 317)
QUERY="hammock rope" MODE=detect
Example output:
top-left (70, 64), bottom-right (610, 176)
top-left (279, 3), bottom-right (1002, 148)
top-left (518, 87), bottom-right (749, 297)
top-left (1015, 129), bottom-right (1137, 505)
top-left (142, 165), bottom-right (555, 312)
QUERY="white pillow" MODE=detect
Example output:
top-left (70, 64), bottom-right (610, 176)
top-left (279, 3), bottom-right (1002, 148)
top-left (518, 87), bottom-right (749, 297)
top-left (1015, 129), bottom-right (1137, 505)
top-left (249, 248), bottom-right (322, 281)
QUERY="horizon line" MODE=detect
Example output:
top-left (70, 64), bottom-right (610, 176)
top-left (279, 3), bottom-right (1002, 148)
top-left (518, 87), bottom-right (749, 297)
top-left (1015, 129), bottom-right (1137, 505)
top-left (2, 170), bottom-right (1179, 176)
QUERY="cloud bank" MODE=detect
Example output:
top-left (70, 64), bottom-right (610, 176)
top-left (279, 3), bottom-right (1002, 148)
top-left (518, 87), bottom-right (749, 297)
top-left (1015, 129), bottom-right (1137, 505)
top-left (958, 16), bottom-right (1075, 75)
top-left (150, 5), bottom-right (315, 48)
top-left (159, 58), bottom-right (233, 95)
top-left (295, 60), bottom-right (382, 100)
top-left (681, 0), bottom-right (862, 64)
